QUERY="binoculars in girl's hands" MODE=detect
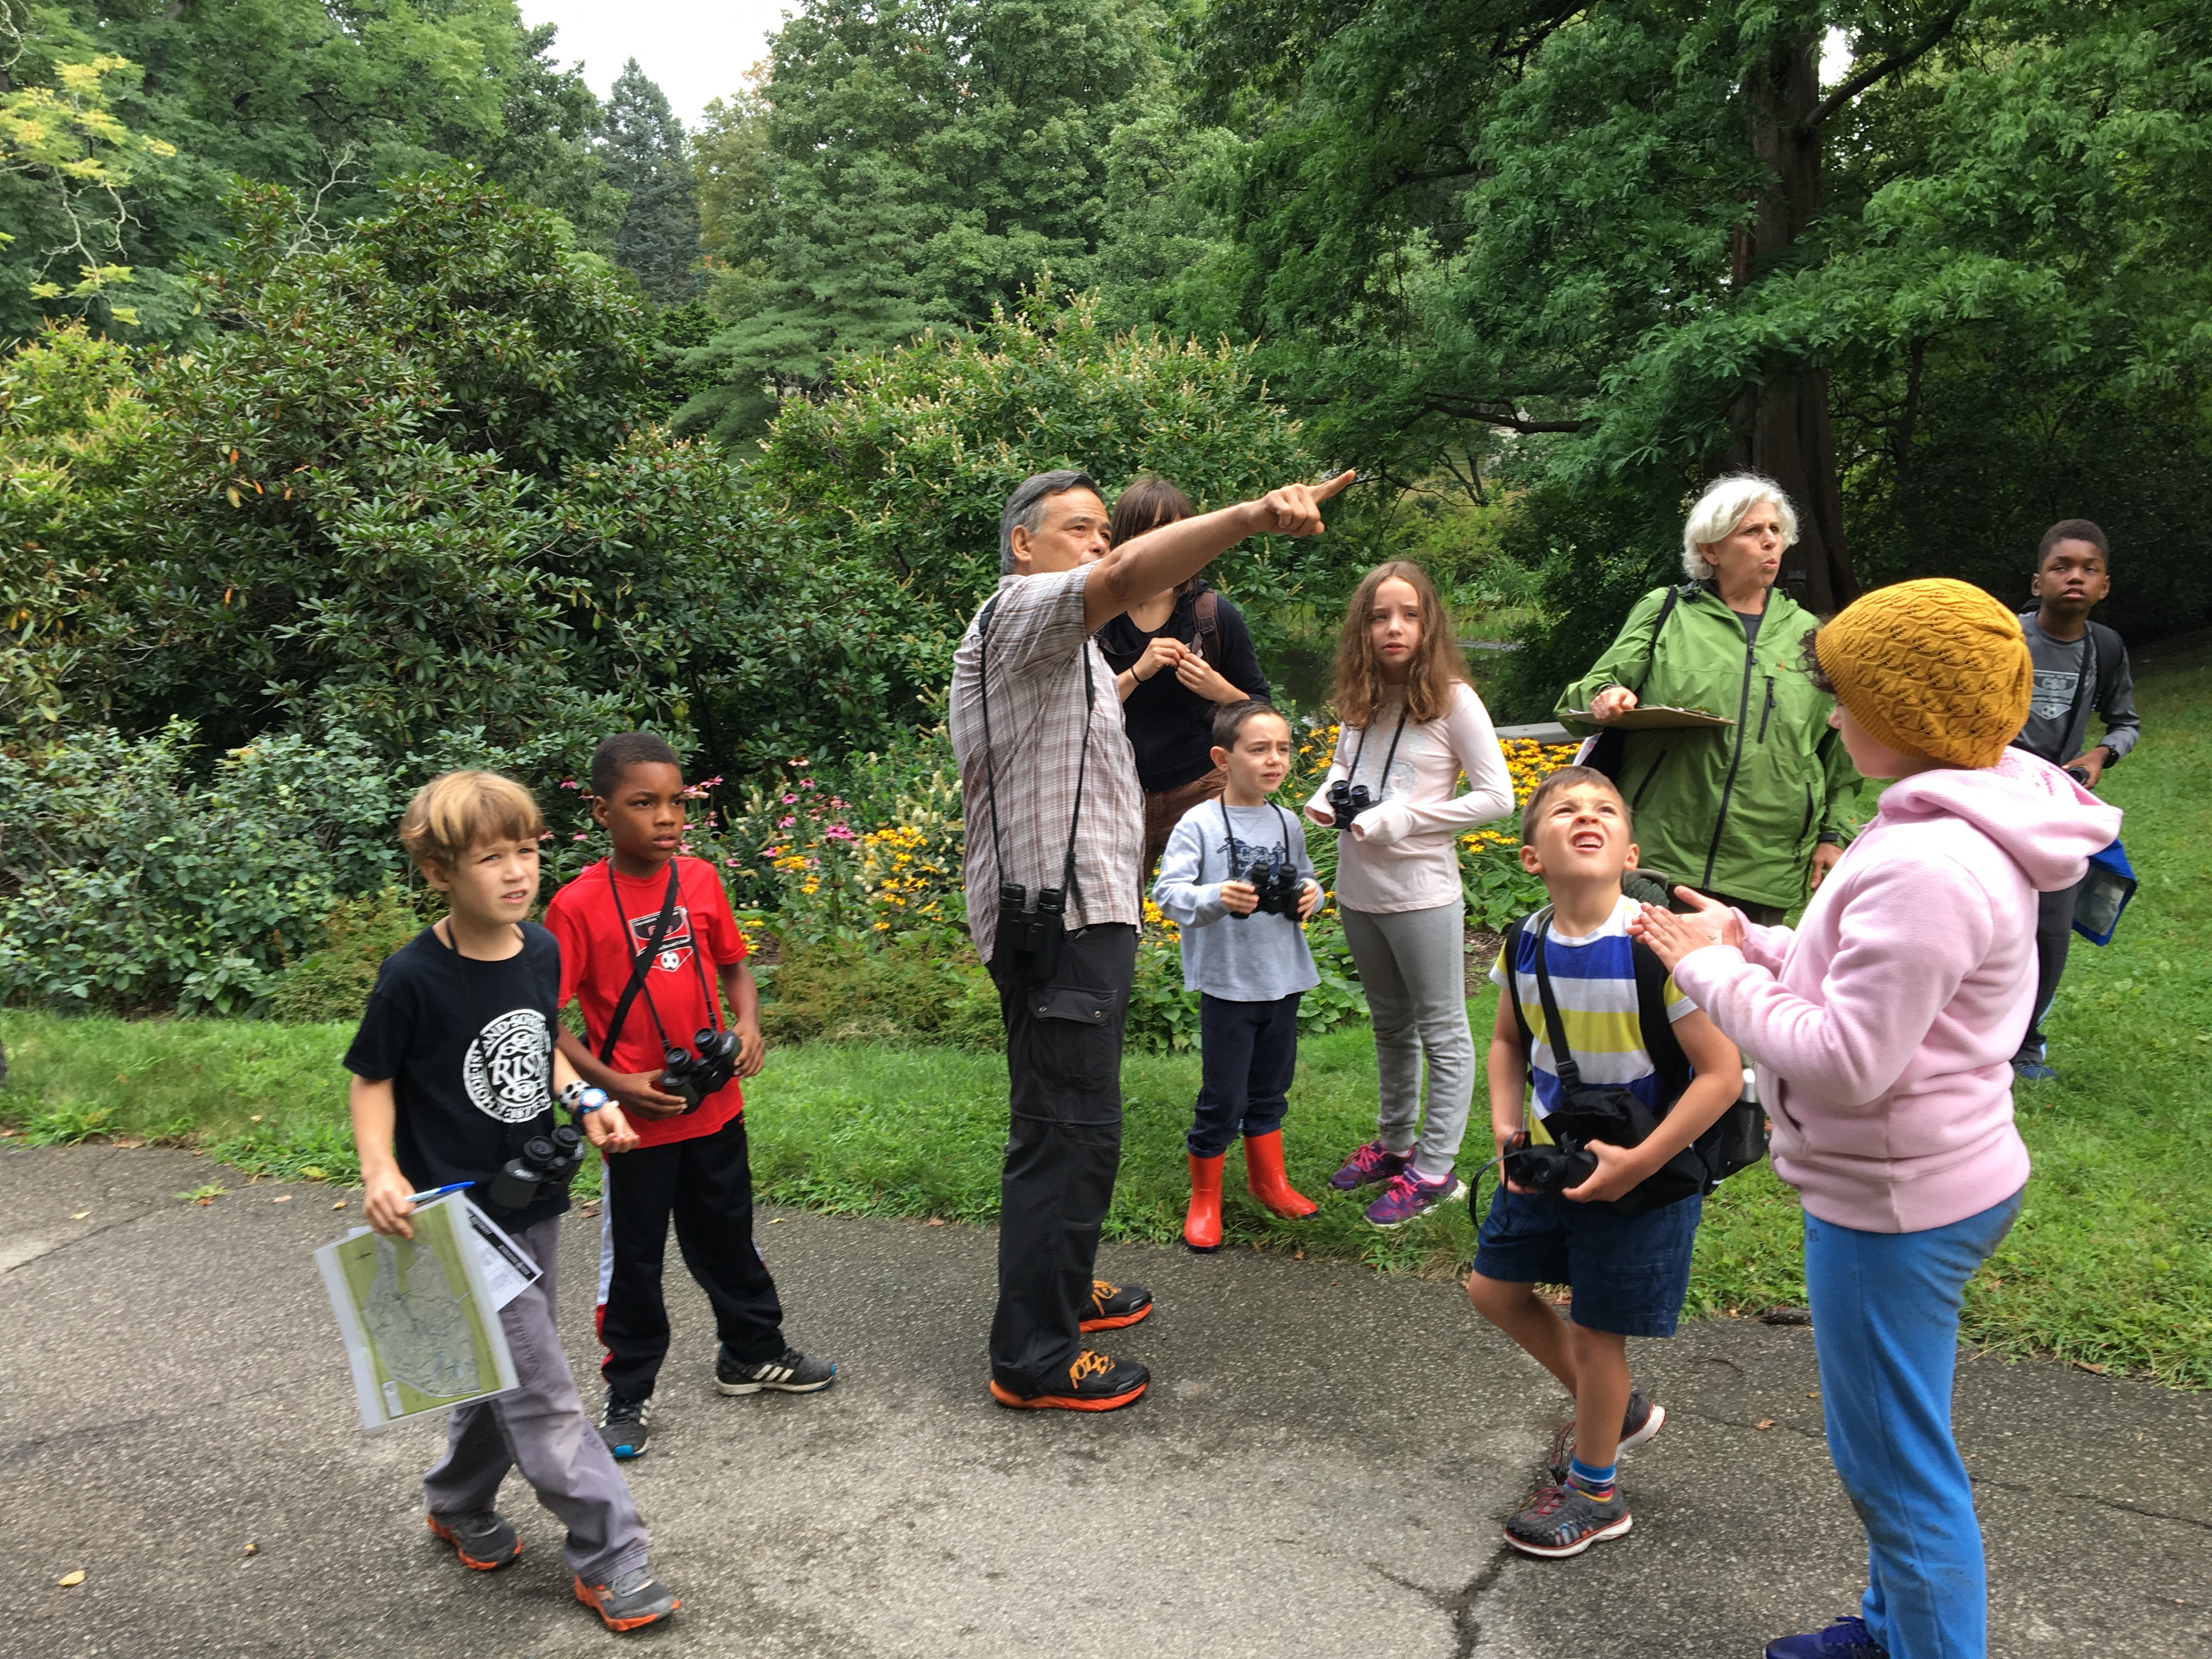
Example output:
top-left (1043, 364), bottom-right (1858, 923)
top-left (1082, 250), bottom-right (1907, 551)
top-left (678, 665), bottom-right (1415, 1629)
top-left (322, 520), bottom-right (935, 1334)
top-left (1325, 777), bottom-right (1374, 827)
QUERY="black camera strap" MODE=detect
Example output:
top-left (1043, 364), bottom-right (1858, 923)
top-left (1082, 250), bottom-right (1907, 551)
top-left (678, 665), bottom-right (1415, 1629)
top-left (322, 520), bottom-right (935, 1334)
top-left (974, 590), bottom-right (1093, 917)
top-left (1525, 906), bottom-right (1590, 1096)
top-left (599, 859), bottom-right (692, 1065)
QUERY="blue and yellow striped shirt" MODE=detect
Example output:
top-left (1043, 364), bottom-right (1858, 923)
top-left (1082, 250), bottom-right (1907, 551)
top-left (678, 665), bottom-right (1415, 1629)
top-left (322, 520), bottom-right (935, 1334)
top-left (1489, 896), bottom-right (1696, 1122)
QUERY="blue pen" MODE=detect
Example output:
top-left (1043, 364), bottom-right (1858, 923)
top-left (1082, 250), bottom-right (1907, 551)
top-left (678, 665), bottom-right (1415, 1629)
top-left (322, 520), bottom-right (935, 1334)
top-left (403, 1181), bottom-right (475, 1206)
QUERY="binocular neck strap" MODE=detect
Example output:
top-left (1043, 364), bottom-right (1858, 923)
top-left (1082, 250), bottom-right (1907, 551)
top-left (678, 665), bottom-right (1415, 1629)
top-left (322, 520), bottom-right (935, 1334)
top-left (1528, 907), bottom-right (1588, 1093)
top-left (1061, 639), bottom-right (1094, 906)
top-left (1347, 705), bottom-right (1410, 796)
top-left (1212, 799), bottom-right (1297, 881)
top-left (601, 859), bottom-right (683, 1064)
top-left (974, 595), bottom-right (1011, 882)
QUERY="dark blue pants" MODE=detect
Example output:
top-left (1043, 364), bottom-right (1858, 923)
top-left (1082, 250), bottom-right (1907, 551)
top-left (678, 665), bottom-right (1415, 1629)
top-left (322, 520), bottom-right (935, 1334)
top-left (1805, 1189), bottom-right (2023, 1658)
top-left (1188, 992), bottom-right (1301, 1158)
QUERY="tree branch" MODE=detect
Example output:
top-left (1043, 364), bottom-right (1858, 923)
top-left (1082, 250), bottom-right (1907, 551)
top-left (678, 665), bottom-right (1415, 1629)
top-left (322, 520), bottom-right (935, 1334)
top-left (1800, 3), bottom-right (1969, 134)
top-left (1422, 399), bottom-right (1589, 434)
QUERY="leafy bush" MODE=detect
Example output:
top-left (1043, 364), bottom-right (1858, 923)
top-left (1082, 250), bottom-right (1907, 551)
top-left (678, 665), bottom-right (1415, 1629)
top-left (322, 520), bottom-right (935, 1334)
top-left (760, 933), bottom-right (1001, 1048)
top-left (267, 888), bottom-right (434, 1024)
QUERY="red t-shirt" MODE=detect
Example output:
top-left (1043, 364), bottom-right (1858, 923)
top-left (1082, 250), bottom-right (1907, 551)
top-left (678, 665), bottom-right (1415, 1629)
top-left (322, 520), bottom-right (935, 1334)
top-left (546, 856), bottom-right (750, 1147)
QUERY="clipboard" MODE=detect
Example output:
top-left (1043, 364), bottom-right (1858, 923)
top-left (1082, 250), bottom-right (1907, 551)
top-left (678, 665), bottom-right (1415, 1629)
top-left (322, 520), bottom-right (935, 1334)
top-left (1562, 705), bottom-right (1736, 731)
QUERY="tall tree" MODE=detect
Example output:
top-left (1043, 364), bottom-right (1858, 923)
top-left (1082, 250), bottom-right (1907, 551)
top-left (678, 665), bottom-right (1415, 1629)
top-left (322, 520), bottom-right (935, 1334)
top-left (680, 0), bottom-right (1166, 440)
top-left (602, 59), bottom-right (701, 304)
top-left (1196, 0), bottom-right (2212, 622)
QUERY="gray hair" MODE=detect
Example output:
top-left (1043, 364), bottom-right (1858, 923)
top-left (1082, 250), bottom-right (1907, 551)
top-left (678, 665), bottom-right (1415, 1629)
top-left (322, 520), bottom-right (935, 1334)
top-left (1681, 473), bottom-right (1799, 580)
top-left (1000, 469), bottom-right (1100, 574)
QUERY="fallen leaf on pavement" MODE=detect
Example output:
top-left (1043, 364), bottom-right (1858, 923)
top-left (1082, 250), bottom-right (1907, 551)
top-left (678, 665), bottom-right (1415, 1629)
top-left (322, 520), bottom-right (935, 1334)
top-left (56, 1570), bottom-right (84, 1587)
top-left (272, 1195), bottom-right (292, 1204)
top-left (1754, 1419), bottom-right (1775, 1430)
top-left (332, 1199), bottom-right (346, 1210)
top-left (71, 1211), bottom-right (89, 1220)
top-left (926, 1217), bottom-right (946, 1227)
top-left (243, 1542), bottom-right (258, 1556)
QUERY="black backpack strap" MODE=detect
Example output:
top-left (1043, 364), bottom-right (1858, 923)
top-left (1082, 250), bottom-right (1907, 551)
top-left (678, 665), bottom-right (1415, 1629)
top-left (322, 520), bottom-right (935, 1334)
top-left (1631, 938), bottom-right (1692, 1109)
top-left (1527, 908), bottom-right (1583, 1093)
top-left (599, 860), bottom-right (683, 1066)
top-left (1501, 915), bottom-right (1535, 1057)
top-left (1194, 587), bottom-right (1222, 660)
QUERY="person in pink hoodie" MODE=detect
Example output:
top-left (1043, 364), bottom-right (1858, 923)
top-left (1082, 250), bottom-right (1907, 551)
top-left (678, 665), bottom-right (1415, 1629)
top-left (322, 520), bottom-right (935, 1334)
top-left (1632, 579), bottom-right (2120, 1659)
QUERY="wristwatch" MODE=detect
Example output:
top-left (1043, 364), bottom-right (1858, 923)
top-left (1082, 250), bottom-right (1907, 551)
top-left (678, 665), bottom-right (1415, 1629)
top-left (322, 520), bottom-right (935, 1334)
top-left (558, 1080), bottom-right (611, 1116)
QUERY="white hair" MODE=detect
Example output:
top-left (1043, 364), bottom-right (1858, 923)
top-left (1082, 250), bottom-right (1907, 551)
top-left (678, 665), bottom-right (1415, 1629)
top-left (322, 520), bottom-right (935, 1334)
top-left (1681, 473), bottom-right (1799, 580)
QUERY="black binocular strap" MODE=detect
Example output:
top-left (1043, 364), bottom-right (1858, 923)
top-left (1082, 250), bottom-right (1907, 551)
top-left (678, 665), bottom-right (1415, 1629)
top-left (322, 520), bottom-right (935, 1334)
top-left (1525, 907), bottom-right (1590, 1096)
top-left (1214, 798), bottom-right (1294, 879)
top-left (1345, 706), bottom-right (1410, 800)
top-left (599, 859), bottom-right (694, 1065)
top-left (974, 591), bottom-right (1093, 917)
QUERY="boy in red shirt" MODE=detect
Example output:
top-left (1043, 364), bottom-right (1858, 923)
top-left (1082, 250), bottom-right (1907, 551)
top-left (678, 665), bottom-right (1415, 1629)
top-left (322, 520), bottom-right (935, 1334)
top-left (548, 732), bottom-right (836, 1461)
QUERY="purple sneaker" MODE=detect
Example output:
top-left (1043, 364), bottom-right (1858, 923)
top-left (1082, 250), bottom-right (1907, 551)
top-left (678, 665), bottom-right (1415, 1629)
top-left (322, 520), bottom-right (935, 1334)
top-left (1764, 1616), bottom-right (1888, 1658)
top-left (1363, 1168), bottom-right (1469, 1228)
top-left (1329, 1139), bottom-right (1412, 1192)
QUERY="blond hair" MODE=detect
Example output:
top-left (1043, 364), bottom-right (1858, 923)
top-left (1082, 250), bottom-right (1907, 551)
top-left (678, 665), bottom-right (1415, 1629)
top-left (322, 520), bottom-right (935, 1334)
top-left (1330, 560), bottom-right (1468, 727)
top-left (398, 770), bottom-right (544, 873)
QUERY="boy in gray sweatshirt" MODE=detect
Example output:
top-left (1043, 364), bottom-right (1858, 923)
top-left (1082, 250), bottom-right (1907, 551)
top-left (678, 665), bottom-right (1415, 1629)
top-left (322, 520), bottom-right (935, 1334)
top-left (1152, 701), bottom-right (1325, 1251)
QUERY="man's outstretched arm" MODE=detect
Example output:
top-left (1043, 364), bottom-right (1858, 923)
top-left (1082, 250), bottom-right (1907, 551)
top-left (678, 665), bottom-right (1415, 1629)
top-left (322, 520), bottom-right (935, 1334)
top-left (1082, 471), bottom-right (1356, 635)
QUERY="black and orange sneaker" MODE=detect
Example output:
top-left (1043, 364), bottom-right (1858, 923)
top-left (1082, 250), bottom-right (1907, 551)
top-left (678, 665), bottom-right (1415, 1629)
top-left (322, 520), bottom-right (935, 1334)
top-left (990, 1350), bottom-right (1149, 1412)
top-left (1078, 1278), bottom-right (1153, 1332)
top-left (573, 1566), bottom-right (680, 1632)
top-left (426, 1510), bottom-right (520, 1571)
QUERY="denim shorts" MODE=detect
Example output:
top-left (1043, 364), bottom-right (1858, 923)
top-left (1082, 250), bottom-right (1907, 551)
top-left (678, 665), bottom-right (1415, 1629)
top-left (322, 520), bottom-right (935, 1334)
top-left (1471, 1185), bottom-right (1704, 1338)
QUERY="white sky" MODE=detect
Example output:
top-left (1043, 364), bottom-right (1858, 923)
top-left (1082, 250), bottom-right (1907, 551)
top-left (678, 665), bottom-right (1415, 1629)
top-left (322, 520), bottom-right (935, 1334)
top-left (517, 0), bottom-right (791, 129)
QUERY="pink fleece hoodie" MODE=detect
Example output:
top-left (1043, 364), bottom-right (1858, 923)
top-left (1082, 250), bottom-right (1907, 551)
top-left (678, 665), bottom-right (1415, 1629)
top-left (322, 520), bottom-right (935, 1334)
top-left (1670, 748), bottom-right (2121, 1233)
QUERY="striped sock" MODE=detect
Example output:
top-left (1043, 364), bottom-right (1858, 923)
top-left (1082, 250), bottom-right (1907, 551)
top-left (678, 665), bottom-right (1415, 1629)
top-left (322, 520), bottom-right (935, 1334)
top-left (1567, 1455), bottom-right (1617, 1502)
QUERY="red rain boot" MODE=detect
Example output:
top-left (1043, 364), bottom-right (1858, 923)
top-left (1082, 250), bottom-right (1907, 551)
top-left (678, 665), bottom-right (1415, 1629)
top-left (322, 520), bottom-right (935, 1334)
top-left (1243, 1130), bottom-right (1318, 1219)
top-left (1184, 1152), bottom-right (1225, 1252)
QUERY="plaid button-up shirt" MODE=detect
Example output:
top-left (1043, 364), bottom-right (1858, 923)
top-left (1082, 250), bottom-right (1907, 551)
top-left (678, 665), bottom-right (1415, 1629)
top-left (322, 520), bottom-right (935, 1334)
top-left (950, 567), bottom-right (1143, 964)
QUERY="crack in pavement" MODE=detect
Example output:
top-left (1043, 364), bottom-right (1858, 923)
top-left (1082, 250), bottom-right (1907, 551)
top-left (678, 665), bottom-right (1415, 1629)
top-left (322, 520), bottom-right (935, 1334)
top-left (0, 1203), bottom-right (163, 1276)
top-left (1360, 1540), bottom-right (1518, 1659)
top-left (1966, 1471), bottom-right (2212, 1533)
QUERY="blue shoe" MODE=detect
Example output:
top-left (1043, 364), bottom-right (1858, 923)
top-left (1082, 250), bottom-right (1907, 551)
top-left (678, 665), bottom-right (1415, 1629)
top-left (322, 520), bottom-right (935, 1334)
top-left (2012, 1055), bottom-right (2057, 1082)
top-left (1765, 1615), bottom-right (1889, 1658)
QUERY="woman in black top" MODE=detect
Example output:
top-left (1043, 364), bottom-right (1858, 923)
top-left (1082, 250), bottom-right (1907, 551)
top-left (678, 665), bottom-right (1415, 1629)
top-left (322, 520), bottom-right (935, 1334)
top-left (1092, 476), bottom-right (1273, 877)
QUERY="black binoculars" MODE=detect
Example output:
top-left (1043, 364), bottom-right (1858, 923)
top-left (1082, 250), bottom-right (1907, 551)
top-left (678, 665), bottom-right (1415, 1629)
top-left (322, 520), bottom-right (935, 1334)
top-left (997, 879), bottom-right (1067, 980)
top-left (1232, 855), bottom-right (1304, 919)
top-left (485, 1123), bottom-right (586, 1215)
top-left (1325, 777), bottom-right (1375, 828)
top-left (659, 1026), bottom-right (740, 1113)
top-left (1501, 1130), bottom-right (1600, 1195)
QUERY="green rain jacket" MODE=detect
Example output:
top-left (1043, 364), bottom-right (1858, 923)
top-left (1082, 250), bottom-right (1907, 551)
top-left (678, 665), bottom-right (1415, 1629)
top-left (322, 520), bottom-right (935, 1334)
top-left (1555, 583), bottom-right (1863, 912)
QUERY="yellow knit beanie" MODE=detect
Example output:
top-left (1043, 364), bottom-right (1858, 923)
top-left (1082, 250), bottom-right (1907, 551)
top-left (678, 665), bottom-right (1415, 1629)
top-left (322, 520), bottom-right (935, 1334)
top-left (1815, 579), bottom-right (2033, 769)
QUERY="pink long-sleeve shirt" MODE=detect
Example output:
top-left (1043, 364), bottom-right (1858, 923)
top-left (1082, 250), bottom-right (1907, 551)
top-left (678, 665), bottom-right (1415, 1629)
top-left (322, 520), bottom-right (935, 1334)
top-left (1303, 680), bottom-right (1514, 914)
top-left (1670, 749), bottom-right (2120, 1233)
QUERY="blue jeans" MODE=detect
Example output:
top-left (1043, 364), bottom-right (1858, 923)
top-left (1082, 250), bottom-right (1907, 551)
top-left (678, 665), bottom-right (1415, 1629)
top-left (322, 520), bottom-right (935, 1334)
top-left (1188, 992), bottom-right (1301, 1157)
top-left (1803, 1189), bottom-right (2023, 1659)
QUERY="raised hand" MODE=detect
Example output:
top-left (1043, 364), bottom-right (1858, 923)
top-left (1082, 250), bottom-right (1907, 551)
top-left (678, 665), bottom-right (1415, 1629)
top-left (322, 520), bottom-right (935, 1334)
top-left (1628, 887), bottom-right (1745, 969)
top-left (1248, 469), bottom-right (1358, 538)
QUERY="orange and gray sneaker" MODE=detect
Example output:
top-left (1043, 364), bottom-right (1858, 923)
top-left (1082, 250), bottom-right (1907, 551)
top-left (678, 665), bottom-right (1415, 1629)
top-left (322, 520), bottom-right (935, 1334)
top-left (1078, 1278), bottom-right (1153, 1332)
top-left (990, 1350), bottom-right (1149, 1412)
top-left (426, 1510), bottom-right (520, 1571)
top-left (573, 1566), bottom-right (680, 1632)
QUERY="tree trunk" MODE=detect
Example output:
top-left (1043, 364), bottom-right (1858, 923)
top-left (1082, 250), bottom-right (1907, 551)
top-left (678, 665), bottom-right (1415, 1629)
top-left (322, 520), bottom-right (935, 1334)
top-left (1722, 30), bottom-right (1860, 615)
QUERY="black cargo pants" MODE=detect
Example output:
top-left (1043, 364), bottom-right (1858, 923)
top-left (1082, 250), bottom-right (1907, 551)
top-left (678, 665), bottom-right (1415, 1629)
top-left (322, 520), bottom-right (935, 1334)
top-left (986, 923), bottom-right (1138, 1397)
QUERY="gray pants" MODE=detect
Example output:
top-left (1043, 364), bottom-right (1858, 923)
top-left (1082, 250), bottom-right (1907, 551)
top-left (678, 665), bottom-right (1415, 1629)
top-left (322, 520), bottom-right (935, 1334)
top-left (422, 1216), bottom-right (648, 1584)
top-left (1340, 901), bottom-right (1475, 1183)
top-left (2021, 878), bottom-right (2084, 1056)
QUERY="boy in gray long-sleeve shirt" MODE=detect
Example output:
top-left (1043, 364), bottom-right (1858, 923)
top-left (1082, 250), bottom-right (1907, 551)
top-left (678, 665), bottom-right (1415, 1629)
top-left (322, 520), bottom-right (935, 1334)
top-left (1153, 702), bottom-right (1324, 1251)
top-left (2009, 518), bottom-right (2140, 1081)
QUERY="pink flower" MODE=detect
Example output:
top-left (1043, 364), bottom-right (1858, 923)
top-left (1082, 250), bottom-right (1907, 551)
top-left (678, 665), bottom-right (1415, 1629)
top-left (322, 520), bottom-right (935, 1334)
top-left (573, 833), bottom-right (589, 841)
top-left (782, 793), bottom-right (798, 804)
top-left (559, 779), bottom-right (579, 789)
top-left (777, 815), bottom-right (795, 829)
top-left (825, 823), bottom-right (855, 842)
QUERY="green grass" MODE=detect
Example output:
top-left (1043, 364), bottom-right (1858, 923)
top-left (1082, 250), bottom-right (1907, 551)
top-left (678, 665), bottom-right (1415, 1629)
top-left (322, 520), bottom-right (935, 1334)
top-left (5, 649), bottom-right (2209, 1385)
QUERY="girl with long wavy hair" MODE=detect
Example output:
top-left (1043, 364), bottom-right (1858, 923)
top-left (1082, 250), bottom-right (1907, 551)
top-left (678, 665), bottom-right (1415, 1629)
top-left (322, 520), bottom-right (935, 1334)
top-left (1305, 561), bottom-right (1515, 1226)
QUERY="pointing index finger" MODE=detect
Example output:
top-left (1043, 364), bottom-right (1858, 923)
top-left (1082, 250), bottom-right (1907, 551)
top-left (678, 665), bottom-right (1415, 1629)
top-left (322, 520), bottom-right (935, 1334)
top-left (1311, 468), bottom-right (1359, 503)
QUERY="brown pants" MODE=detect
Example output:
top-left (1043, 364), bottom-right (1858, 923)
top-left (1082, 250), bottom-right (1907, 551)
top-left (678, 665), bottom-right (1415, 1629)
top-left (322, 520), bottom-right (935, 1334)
top-left (1141, 765), bottom-right (1228, 888)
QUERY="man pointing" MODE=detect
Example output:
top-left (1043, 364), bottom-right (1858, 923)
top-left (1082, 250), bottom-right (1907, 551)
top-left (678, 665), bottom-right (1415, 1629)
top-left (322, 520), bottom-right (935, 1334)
top-left (951, 466), bottom-right (1355, 1410)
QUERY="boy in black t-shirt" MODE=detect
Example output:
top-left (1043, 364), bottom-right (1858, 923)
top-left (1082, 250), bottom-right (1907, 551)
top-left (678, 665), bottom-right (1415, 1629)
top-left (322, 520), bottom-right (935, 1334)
top-left (344, 770), bottom-right (679, 1634)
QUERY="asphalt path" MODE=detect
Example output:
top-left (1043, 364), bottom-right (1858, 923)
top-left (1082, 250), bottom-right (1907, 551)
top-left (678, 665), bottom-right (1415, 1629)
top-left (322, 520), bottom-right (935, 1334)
top-left (3, 1143), bottom-right (2208, 1657)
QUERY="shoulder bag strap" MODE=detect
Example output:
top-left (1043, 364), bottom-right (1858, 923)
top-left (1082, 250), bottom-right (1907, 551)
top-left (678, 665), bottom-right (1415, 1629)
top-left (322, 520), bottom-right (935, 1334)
top-left (1194, 588), bottom-right (1222, 660)
top-left (599, 860), bottom-right (682, 1066)
top-left (1528, 907), bottom-right (1585, 1092)
top-left (1630, 938), bottom-right (1692, 1108)
top-left (1058, 636), bottom-right (1096, 902)
top-left (1626, 584), bottom-right (1687, 699)
top-left (1502, 916), bottom-right (1535, 1057)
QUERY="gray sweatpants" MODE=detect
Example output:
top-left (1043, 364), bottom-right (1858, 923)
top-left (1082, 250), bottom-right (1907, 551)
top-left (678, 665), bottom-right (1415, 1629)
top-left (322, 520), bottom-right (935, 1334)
top-left (422, 1216), bottom-right (648, 1584)
top-left (1340, 900), bottom-right (1475, 1183)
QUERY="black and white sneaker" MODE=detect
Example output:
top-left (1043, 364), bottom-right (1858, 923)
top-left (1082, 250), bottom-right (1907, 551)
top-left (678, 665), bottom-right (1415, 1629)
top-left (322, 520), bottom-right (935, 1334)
top-left (715, 1345), bottom-right (837, 1395)
top-left (1504, 1481), bottom-right (1634, 1559)
top-left (597, 1390), bottom-right (652, 1459)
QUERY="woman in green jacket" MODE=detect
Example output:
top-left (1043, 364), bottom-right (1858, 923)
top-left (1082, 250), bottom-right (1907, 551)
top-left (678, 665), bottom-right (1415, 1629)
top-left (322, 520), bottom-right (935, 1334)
top-left (1555, 475), bottom-right (1861, 923)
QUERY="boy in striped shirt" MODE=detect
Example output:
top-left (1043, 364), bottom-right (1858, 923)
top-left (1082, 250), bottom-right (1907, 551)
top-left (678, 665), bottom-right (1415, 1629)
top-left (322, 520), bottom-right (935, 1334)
top-left (1468, 766), bottom-right (1742, 1560)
